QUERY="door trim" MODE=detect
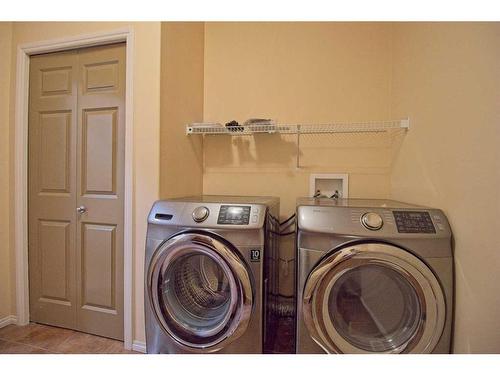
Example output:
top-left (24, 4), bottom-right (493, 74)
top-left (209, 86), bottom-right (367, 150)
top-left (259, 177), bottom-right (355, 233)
top-left (14, 28), bottom-right (134, 350)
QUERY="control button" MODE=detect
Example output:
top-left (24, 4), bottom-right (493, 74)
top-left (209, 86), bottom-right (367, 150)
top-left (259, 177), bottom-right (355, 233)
top-left (192, 206), bottom-right (209, 223)
top-left (251, 214), bottom-right (258, 224)
top-left (361, 212), bottom-right (384, 231)
top-left (437, 223), bottom-right (445, 231)
top-left (253, 207), bottom-right (260, 214)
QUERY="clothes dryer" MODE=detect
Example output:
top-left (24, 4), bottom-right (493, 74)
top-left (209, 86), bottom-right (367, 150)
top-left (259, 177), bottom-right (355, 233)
top-left (296, 198), bottom-right (453, 354)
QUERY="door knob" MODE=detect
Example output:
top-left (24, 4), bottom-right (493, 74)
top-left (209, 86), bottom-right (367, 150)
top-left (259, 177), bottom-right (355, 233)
top-left (77, 206), bottom-right (87, 214)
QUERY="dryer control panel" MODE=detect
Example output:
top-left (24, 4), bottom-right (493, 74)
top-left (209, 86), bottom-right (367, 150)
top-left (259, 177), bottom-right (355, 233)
top-left (393, 211), bottom-right (436, 233)
top-left (297, 203), bottom-right (451, 239)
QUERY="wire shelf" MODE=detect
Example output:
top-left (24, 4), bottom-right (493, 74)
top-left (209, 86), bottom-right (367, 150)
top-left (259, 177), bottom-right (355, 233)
top-left (186, 119), bottom-right (409, 136)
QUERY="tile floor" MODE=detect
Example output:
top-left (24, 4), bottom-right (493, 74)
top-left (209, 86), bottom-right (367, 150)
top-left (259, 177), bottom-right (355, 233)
top-left (0, 323), bottom-right (138, 354)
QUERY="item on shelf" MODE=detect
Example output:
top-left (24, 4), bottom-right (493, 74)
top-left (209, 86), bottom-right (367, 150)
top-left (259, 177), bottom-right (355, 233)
top-left (244, 118), bottom-right (276, 126)
top-left (225, 120), bottom-right (245, 132)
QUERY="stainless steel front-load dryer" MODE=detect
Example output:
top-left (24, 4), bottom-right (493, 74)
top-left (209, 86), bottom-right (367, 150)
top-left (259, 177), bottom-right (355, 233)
top-left (145, 196), bottom-right (279, 353)
top-left (296, 198), bottom-right (453, 354)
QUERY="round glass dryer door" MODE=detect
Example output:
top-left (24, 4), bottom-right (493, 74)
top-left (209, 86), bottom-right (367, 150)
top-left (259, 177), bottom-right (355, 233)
top-left (302, 243), bottom-right (446, 354)
top-left (147, 232), bottom-right (253, 351)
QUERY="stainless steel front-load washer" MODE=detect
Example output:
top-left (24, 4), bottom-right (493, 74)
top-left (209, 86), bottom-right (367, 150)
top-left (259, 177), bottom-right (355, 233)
top-left (145, 196), bottom-right (279, 353)
top-left (296, 198), bottom-right (453, 354)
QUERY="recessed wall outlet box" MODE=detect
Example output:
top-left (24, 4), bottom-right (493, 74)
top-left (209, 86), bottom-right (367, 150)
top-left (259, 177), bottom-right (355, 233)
top-left (309, 173), bottom-right (349, 198)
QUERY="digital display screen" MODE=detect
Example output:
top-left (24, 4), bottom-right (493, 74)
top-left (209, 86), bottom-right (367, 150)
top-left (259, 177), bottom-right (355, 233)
top-left (393, 211), bottom-right (436, 233)
top-left (217, 205), bottom-right (251, 225)
top-left (227, 207), bottom-right (244, 218)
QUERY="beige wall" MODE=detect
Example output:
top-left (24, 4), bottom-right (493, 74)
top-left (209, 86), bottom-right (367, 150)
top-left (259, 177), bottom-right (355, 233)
top-left (0, 22), bottom-right (13, 320)
top-left (5, 22), bottom-right (161, 343)
top-left (202, 22), bottom-right (399, 297)
top-left (160, 22), bottom-right (204, 199)
top-left (203, 22), bottom-right (500, 352)
top-left (390, 23), bottom-right (500, 353)
top-left (2, 21), bottom-right (499, 353)
top-left (203, 22), bottom-right (396, 218)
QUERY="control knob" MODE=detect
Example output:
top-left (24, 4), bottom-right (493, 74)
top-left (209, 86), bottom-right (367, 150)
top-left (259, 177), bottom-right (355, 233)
top-left (361, 212), bottom-right (383, 230)
top-left (192, 206), bottom-right (209, 223)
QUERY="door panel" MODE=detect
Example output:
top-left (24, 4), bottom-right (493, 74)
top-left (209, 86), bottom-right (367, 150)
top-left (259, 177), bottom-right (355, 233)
top-left (81, 223), bottom-right (117, 312)
top-left (40, 66), bottom-right (73, 96)
top-left (29, 51), bottom-right (78, 329)
top-left (81, 108), bottom-right (117, 195)
top-left (38, 220), bottom-right (71, 304)
top-left (29, 43), bottom-right (125, 340)
top-left (38, 111), bottom-right (71, 193)
top-left (84, 61), bottom-right (119, 93)
top-left (76, 43), bottom-right (125, 340)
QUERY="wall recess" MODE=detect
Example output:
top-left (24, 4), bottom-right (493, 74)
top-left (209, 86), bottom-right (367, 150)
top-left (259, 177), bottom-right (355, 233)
top-left (309, 173), bottom-right (349, 198)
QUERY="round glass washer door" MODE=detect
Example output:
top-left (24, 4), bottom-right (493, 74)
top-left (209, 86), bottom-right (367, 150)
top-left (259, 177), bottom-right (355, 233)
top-left (302, 243), bottom-right (446, 354)
top-left (147, 231), bottom-right (253, 351)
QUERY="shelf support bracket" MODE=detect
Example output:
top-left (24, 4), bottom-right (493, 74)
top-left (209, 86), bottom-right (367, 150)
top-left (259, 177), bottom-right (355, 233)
top-left (401, 118), bottom-right (410, 130)
top-left (201, 134), bottom-right (205, 173)
top-left (296, 125), bottom-right (301, 169)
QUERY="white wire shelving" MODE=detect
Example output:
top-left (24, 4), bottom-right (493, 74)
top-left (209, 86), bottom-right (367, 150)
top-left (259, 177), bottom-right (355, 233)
top-left (186, 119), bottom-right (410, 136)
top-left (187, 118), bottom-right (410, 168)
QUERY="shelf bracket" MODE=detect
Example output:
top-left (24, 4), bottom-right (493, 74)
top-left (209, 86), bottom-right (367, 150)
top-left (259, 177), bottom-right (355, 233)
top-left (400, 118), bottom-right (410, 130)
top-left (296, 125), bottom-right (301, 169)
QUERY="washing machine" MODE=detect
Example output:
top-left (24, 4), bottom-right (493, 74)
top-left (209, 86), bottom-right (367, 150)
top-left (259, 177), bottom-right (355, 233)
top-left (144, 196), bottom-right (280, 353)
top-left (296, 198), bottom-right (453, 354)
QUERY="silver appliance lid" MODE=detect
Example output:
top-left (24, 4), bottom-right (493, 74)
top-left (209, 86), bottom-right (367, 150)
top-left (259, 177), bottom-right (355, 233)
top-left (296, 197), bottom-right (451, 239)
top-left (167, 195), bottom-right (279, 206)
top-left (296, 198), bottom-right (426, 209)
top-left (148, 196), bottom-right (278, 229)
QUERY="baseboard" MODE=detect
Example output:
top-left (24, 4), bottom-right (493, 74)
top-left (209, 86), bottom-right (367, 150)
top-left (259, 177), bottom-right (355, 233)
top-left (132, 340), bottom-right (146, 353)
top-left (0, 315), bottom-right (18, 329)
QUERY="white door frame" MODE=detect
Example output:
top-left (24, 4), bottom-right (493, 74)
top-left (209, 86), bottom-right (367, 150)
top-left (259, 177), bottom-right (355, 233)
top-left (14, 28), bottom-right (134, 350)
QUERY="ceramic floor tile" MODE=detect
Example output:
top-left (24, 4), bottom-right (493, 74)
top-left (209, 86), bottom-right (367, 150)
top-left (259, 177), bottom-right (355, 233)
top-left (53, 331), bottom-right (119, 354)
top-left (0, 323), bottom-right (45, 342)
top-left (17, 324), bottom-right (75, 351)
top-left (0, 339), bottom-right (51, 354)
top-left (0, 323), bottom-right (139, 354)
top-left (104, 340), bottom-right (138, 354)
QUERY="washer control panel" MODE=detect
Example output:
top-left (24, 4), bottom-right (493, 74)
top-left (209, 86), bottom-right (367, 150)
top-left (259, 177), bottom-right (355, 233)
top-left (361, 212), bottom-right (384, 230)
top-left (393, 211), bottom-right (436, 233)
top-left (217, 205), bottom-right (251, 225)
top-left (192, 206), bottom-right (210, 223)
